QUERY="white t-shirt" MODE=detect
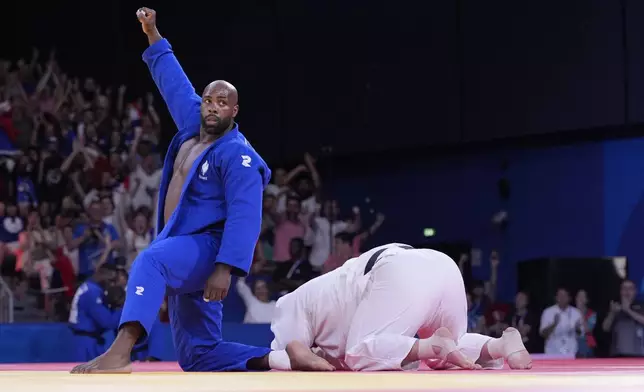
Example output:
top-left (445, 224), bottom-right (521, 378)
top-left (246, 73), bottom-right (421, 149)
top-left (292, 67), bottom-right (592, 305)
top-left (307, 217), bottom-right (350, 268)
top-left (236, 279), bottom-right (276, 324)
top-left (2, 216), bottom-right (24, 238)
top-left (130, 166), bottom-right (162, 211)
top-left (264, 183), bottom-right (281, 197)
top-left (264, 184), bottom-right (290, 214)
top-left (539, 305), bottom-right (583, 355)
top-left (300, 196), bottom-right (319, 216)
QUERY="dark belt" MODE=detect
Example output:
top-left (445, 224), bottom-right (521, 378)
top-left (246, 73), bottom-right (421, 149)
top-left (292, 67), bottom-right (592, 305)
top-left (70, 327), bottom-right (106, 345)
top-left (363, 244), bottom-right (413, 275)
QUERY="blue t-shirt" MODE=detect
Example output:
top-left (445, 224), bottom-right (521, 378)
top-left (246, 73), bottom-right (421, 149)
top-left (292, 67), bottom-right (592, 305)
top-left (0, 215), bottom-right (24, 243)
top-left (73, 222), bottom-right (120, 276)
top-left (16, 177), bottom-right (38, 205)
top-left (61, 128), bottom-right (77, 157)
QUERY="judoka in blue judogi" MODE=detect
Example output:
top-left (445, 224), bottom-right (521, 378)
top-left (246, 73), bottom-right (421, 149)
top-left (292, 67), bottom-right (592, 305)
top-left (68, 266), bottom-right (122, 362)
top-left (71, 8), bottom-right (335, 373)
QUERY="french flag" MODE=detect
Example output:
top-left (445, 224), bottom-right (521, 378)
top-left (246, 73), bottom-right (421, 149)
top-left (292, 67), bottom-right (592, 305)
top-left (128, 103), bottom-right (143, 128)
top-left (0, 108), bottom-right (20, 156)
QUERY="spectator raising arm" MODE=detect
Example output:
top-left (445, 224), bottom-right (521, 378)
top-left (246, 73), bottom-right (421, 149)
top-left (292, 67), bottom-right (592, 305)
top-left (303, 153), bottom-right (322, 191)
top-left (236, 278), bottom-right (275, 324)
top-left (94, 232), bottom-right (115, 270)
top-left (354, 213), bottom-right (385, 244)
top-left (486, 251), bottom-right (500, 304)
top-left (345, 206), bottom-right (362, 233)
top-left (236, 278), bottom-right (265, 311)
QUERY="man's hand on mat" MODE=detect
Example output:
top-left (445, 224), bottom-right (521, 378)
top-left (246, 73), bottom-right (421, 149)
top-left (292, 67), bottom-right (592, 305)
top-left (204, 263), bottom-right (232, 302)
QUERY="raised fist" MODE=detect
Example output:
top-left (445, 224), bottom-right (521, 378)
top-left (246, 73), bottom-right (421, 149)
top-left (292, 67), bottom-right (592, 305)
top-left (136, 7), bottom-right (157, 35)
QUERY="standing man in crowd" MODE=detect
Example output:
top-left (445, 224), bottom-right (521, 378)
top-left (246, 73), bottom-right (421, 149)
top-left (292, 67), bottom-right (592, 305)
top-left (71, 7), bottom-right (333, 374)
top-left (539, 288), bottom-right (583, 356)
top-left (602, 279), bottom-right (644, 357)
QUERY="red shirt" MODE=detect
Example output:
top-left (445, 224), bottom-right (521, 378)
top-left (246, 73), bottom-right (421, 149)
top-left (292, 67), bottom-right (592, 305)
top-left (89, 156), bottom-right (112, 189)
top-left (53, 248), bottom-right (76, 299)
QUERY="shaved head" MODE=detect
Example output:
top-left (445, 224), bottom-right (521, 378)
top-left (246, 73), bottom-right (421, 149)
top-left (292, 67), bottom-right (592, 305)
top-left (200, 80), bottom-right (239, 137)
top-left (203, 80), bottom-right (238, 106)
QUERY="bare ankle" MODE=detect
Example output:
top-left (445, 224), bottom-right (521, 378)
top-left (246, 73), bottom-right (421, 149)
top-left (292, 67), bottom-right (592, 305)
top-left (418, 333), bottom-right (452, 359)
top-left (112, 322), bottom-right (143, 354)
top-left (402, 340), bottom-right (420, 367)
top-left (123, 322), bottom-right (143, 334)
top-left (482, 338), bottom-right (503, 360)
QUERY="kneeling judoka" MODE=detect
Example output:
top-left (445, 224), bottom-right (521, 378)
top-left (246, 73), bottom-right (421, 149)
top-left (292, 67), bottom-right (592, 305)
top-left (270, 244), bottom-right (533, 371)
top-left (71, 6), bottom-right (326, 374)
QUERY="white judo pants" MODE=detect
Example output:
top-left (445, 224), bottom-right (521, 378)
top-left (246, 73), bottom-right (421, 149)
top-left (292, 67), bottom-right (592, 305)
top-left (270, 248), bottom-right (503, 371)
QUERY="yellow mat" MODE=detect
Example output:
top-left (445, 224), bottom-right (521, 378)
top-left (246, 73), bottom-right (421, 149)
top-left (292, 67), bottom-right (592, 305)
top-left (2, 371), bottom-right (644, 392)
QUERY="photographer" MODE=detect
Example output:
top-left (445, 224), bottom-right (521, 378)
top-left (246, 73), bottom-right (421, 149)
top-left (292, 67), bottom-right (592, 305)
top-left (68, 264), bottom-right (124, 362)
top-left (67, 199), bottom-right (120, 281)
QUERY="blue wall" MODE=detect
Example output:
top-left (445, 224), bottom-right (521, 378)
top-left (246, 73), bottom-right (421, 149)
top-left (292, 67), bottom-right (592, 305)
top-left (0, 322), bottom-right (274, 363)
top-left (604, 138), bottom-right (644, 289)
top-left (332, 137), bottom-right (644, 301)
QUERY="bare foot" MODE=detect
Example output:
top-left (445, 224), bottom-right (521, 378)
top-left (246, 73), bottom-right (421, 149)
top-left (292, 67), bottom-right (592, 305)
top-left (286, 341), bottom-right (335, 371)
top-left (501, 327), bottom-right (532, 370)
top-left (70, 352), bottom-right (132, 374)
top-left (431, 327), bottom-right (480, 370)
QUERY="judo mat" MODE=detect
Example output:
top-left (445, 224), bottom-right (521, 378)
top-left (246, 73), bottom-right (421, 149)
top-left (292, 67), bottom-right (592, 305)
top-left (1, 359), bottom-right (644, 392)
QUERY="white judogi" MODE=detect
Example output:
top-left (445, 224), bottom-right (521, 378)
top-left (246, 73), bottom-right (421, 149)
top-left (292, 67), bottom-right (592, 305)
top-left (270, 243), bottom-right (502, 371)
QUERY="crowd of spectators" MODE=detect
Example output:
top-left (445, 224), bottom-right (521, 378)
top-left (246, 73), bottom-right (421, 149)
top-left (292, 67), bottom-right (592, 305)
top-left (1, 48), bottom-right (643, 359)
top-left (236, 152), bottom-right (388, 324)
top-left (463, 253), bottom-right (644, 358)
top-left (0, 48), bottom-right (161, 321)
top-left (0, 48), bottom-right (388, 325)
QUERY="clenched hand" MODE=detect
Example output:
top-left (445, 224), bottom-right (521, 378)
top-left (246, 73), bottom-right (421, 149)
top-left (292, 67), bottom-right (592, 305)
top-left (203, 263), bottom-right (232, 302)
top-left (136, 7), bottom-right (162, 44)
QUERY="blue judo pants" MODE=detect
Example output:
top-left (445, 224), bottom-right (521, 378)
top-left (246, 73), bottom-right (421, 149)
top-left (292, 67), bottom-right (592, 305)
top-left (119, 233), bottom-right (271, 371)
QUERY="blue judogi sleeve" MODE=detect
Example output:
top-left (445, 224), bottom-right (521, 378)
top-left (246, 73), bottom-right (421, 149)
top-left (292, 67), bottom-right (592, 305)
top-left (142, 38), bottom-right (201, 131)
top-left (215, 146), bottom-right (264, 276)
